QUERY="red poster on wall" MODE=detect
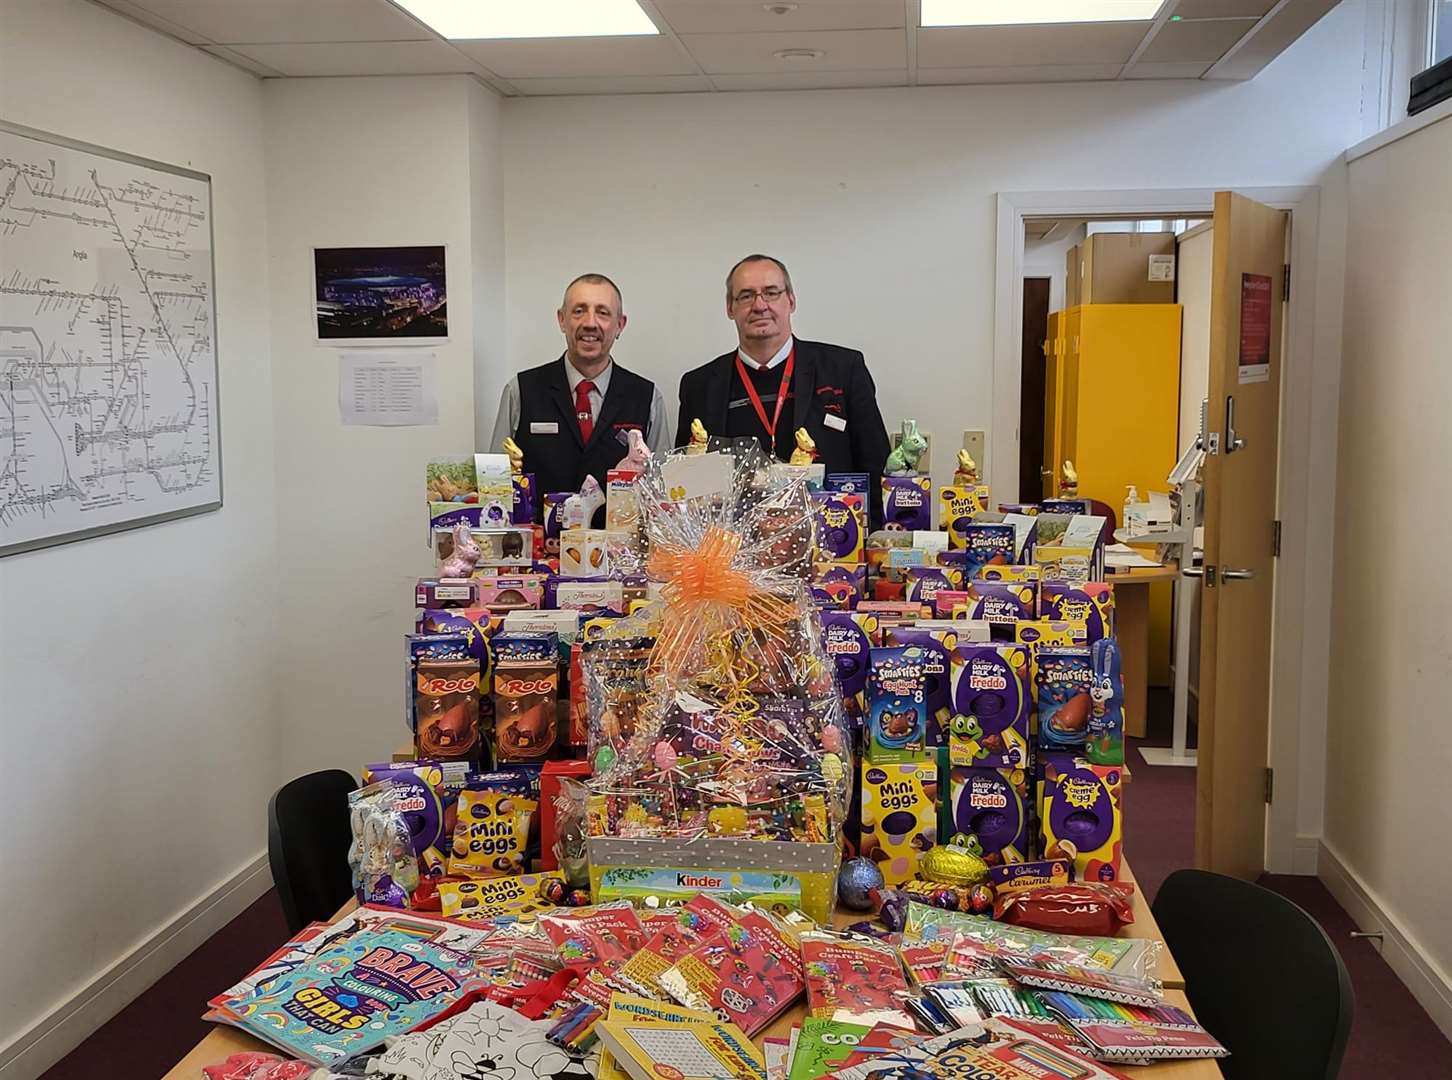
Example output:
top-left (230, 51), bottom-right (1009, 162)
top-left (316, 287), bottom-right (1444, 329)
top-left (1238, 272), bottom-right (1272, 384)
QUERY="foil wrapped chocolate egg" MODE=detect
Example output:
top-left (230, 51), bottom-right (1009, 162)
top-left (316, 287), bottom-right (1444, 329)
top-left (838, 857), bottom-right (885, 911)
top-left (920, 844), bottom-right (989, 886)
top-left (967, 883), bottom-right (996, 915)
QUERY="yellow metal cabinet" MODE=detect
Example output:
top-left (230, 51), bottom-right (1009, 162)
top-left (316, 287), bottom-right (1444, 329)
top-left (1048, 304), bottom-right (1181, 511)
top-left (1045, 304), bottom-right (1182, 685)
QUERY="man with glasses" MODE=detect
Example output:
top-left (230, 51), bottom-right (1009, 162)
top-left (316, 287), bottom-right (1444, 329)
top-left (676, 253), bottom-right (891, 524)
top-left (491, 273), bottom-right (669, 506)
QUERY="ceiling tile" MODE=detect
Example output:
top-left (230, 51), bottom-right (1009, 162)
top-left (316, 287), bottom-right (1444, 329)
top-left (122, 0), bottom-right (432, 44)
top-left (917, 22), bottom-right (1150, 68)
top-left (200, 44), bottom-right (287, 76)
top-left (509, 74), bottom-right (713, 94)
top-left (1139, 16), bottom-right (1257, 62)
top-left (1172, 0), bottom-right (1276, 17)
top-left (1124, 59), bottom-right (1213, 78)
top-left (652, 0), bottom-right (904, 34)
top-left (1204, 0), bottom-right (1338, 80)
top-left (228, 40), bottom-right (477, 77)
top-left (679, 28), bottom-right (905, 73)
top-left (454, 35), bottom-right (695, 78)
top-left (709, 69), bottom-right (907, 90)
top-left (917, 64), bottom-right (1124, 84)
top-left (94, 0), bottom-right (213, 43)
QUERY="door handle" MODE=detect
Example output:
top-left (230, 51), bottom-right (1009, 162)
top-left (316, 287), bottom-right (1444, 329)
top-left (1181, 568), bottom-right (1204, 577)
top-left (1225, 395), bottom-right (1246, 454)
top-left (1222, 567), bottom-right (1255, 581)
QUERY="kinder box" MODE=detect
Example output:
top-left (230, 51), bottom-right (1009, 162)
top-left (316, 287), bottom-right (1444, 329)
top-left (814, 492), bottom-right (867, 564)
top-left (949, 643), bottom-right (1030, 769)
top-left (1037, 645), bottom-right (1094, 753)
top-left (940, 485), bottom-right (992, 548)
top-left (949, 765), bottom-right (1031, 866)
top-left (882, 475), bottom-right (932, 532)
top-left (884, 625), bottom-right (958, 746)
top-left (1040, 581), bottom-right (1114, 643)
top-left (866, 645), bottom-right (931, 763)
top-left (1039, 753), bottom-right (1123, 882)
top-left (860, 760), bottom-right (939, 885)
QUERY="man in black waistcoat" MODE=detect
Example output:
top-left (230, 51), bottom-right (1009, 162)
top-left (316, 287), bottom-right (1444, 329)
top-left (490, 274), bottom-right (670, 504)
top-left (675, 254), bottom-right (891, 525)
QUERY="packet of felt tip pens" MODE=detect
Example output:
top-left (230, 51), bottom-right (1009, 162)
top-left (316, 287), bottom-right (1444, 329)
top-left (1000, 957), bottom-right (1163, 1006)
top-left (1037, 991), bottom-right (1230, 1063)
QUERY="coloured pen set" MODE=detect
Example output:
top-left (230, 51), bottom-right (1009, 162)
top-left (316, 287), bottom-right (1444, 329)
top-left (1037, 990), bottom-right (1230, 1062)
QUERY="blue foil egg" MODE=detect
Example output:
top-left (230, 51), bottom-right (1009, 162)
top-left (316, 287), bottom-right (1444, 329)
top-left (838, 857), bottom-right (885, 911)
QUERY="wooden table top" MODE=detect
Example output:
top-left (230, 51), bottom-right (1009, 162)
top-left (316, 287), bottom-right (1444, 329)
top-left (162, 856), bottom-right (1202, 1078)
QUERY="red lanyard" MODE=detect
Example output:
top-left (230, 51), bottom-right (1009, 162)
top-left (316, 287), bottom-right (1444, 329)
top-left (735, 346), bottom-right (795, 442)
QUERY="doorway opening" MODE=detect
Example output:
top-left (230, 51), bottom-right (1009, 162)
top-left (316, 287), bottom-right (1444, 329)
top-left (995, 186), bottom-right (1320, 883)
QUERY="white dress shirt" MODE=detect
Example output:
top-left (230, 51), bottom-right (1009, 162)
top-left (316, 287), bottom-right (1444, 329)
top-left (737, 335), bottom-right (795, 371)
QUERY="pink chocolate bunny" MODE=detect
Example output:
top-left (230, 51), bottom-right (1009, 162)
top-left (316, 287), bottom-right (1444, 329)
top-left (439, 522), bottom-right (482, 577)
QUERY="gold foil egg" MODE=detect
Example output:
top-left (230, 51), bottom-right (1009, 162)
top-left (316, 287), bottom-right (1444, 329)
top-left (919, 844), bottom-right (989, 886)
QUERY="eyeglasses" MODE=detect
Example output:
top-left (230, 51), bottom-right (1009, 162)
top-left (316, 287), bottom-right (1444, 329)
top-left (731, 286), bottom-right (789, 307)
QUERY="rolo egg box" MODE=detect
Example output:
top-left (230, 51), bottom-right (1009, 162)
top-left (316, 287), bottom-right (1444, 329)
top-left (1039, 753), bottom-right (1123, 882)
top-left (948, 643), bottom-right (1030, 768)
top-left (949, 765), bottom-right (1030, 866)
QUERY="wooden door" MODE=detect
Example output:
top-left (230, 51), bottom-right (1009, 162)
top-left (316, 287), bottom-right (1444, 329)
top-left (1194, 192), bottom-right (1288, 879)
top-left (1020, 278), bottom-right (1051, 502)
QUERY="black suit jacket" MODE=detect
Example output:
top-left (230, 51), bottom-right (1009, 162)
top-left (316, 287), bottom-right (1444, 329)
top-left (675, 338), bottom-right (892, 526)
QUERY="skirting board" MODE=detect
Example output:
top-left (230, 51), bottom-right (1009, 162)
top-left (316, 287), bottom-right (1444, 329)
top-left (0, 850), bottom-right (271, 1080)
top-left (1318, 840), bottom-right (1452, 1043)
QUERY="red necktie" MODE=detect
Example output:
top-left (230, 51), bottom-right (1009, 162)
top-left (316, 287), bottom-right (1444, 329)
top-left (574, 379), bottom-right (595, 443)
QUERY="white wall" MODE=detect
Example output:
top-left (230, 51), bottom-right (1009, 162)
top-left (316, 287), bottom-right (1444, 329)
top-left (263, 76), bottom-right (502, 775)
top-left (1023, 224), bottom-right (1086, 315)
top-left (501, 0), bottom-right (1370, 501)
top-left (0, 0), bottom-right (278, 1073)
top-left (1325, 108), bottom-right (1452, 1036)
top-left (1176, 224), bottom-right (1214, 457)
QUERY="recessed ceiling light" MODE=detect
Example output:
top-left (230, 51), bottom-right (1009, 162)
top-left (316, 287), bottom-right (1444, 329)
top-left (393, 0), bottom-right (658, 40)
top-left (921, 0), bottom-right (1164, 27)
top-left (774, 48), bottom-right (825, 61)
top-left (763, 2), bottom-right (800, 13)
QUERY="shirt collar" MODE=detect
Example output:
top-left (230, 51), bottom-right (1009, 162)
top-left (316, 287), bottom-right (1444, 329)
top-left (737, 335), bottom-right (794, 371)
top-left (565, 357), bottom-right (612, 396)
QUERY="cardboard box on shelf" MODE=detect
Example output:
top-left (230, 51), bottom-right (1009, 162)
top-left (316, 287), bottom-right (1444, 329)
top-left (1080, 233), bottom-right (1176, 305)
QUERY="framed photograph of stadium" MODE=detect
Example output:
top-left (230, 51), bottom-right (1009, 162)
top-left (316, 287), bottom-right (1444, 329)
top-left (313, 244), bottom-right (448, 344)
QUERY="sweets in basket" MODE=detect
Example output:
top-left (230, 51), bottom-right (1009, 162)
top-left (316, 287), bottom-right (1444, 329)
top-left (581, 446), bottom-right (853, 921)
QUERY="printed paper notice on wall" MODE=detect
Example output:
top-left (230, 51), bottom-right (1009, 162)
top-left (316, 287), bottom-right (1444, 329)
top-left (1147, 254), bottom-right (1176, 282)
top-left (1238, 273), bottom-right (1273, 384)
top-left (339, 350), bottom-right (439, 425)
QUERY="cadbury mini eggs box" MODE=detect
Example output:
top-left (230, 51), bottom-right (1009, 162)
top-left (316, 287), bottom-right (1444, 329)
top-left (860, 760), bottom-right (939, 885)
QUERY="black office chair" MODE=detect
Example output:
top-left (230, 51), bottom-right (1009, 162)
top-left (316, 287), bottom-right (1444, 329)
top-left (267, 770), bottom-right (357, 934)
top-left (1153, 869), bottom-right (1354, 1079)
